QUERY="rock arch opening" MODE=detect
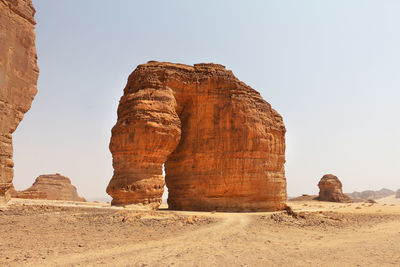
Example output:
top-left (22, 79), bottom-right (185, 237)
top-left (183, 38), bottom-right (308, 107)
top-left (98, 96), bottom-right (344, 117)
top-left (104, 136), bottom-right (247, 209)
top-left (161, 164), bottom-right (168, 205)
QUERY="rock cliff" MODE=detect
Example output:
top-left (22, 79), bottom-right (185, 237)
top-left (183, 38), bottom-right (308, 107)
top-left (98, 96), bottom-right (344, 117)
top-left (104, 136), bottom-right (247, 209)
top-left (318, 174), bottom-right (352, 203)
top-left (10, 174), bottom-right (86, 202)
top-left (107, 61), bottom-right (287, 211)
top-left (0, 0), bottom-right (38, 204)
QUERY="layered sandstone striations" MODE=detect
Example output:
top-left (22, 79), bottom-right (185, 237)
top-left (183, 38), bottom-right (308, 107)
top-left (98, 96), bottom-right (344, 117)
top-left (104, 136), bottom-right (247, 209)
top-left (107, 61), bottom-right (287, 211)
top-left (0, 0), bottom-right (38, 204)
top-left (10, 174), bottom-right (86, 202)
top-left (318, 174), bottom-right (352, 203)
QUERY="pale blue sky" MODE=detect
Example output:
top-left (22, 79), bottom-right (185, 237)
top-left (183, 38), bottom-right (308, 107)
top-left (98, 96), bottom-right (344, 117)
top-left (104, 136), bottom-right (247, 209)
top-left (13, 0), bottom-right (400, 199)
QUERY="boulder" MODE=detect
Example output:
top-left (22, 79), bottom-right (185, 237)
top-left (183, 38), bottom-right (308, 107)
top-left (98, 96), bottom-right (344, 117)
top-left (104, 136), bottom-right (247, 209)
top-left (11, 174), bottom-right (86, 202)
top-left (318, 174), bottom-right (352, 203)
top-left (107, 61), bottom-right (287, 211)
top-left (0, 0), bottom-right (38, 204)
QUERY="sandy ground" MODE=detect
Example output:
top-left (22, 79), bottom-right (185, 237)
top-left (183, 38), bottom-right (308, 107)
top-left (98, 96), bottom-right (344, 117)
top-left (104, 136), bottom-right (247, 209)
top-left (1, 197), bottom-right (400, 266)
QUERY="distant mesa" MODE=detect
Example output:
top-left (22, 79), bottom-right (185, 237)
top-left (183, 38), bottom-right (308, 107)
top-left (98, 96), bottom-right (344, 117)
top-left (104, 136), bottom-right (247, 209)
top-left (107, 61), bottom-right (287, 211)
top-left (346, 188), bottom-right (395, 202)
top-left (318, 174), bottom-right (352, 203)
top-left (10, 174), bottom-right (86, 202)
top-left (396, 189), bottom-right (400, 199)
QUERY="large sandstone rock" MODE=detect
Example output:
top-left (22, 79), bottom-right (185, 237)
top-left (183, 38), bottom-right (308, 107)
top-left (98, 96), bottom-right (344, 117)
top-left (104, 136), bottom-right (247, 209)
top-left (0, 0), bottom-right (38, 204)
top-left (396, 189), bottom-right (400, 199)
top-left (107, 61), bottom-right (287, 211)
top-left (318, 174), bottom-right (352, 203)
top-left (10, 174), bottom-right (86, 202)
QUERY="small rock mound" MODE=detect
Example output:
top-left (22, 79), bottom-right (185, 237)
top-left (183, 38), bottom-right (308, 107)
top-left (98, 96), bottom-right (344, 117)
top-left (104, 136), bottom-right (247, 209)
top-left (318, 174), bottom-right (352, 203)
top-left (10, 174), bottom-right (85, 202)
top-left (289, 194), bottom-right (318, 201)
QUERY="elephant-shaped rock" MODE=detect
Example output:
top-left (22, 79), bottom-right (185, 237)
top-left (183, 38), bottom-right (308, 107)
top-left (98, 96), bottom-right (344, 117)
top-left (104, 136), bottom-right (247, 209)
top-left (107, 61), bottom-right (287, 211)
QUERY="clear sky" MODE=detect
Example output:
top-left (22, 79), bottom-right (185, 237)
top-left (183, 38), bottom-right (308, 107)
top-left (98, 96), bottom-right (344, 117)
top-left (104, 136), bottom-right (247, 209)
top-left (13, 0), bottom-right (400, 200)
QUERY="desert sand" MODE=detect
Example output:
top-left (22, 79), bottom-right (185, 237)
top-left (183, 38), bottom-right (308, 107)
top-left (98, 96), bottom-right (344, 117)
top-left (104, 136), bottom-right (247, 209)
top-left (1, 196), bottom-right (400, 266)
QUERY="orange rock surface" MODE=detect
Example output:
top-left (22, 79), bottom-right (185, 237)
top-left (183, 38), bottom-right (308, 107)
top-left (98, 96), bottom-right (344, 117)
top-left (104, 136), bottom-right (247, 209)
top-left (318, 174), bottom-right (352, 203)
top-left (10, 174), bottom-right (86, 202)
top-left (107, 61), bottom-right (287, 211)
top-left (0, 0), bottom-right (38, 204)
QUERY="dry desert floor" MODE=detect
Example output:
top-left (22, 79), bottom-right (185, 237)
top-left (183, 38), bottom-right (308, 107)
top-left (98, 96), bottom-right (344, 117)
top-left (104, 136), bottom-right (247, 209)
top-left (1, 196), bottom-right (400, 266)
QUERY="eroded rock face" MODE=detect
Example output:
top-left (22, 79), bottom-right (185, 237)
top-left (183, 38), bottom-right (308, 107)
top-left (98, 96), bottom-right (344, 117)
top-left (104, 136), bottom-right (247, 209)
top-left (8, 184), bottom-right (46, 199)
top-left (0, 0), bottom-right (38, 204)
top-left (10, 174), bottom-right (86, 202)
top-left (318, 174), bottom-right (352, 203)
top-left (107, 61), bottom-right (287, 211)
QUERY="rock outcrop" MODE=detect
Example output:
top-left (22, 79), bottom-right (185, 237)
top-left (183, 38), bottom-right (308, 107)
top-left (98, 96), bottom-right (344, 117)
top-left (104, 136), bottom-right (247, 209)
top-left (318, 174), bottom-right (352, 203)
top-left (346, 188), bottom-right (395, 202)
top-left (396, 189), bottom-right (400, 198)
top-left (0, 0), bottom-right (38, 204)
top-left (289, 194), bottom-right (318, 201)
top-left (8, 184), bottom-right (46, 199)
top-left (10, 174), bottom-right (86, 202)
top-left (107, 61), bottom-right (287, 211)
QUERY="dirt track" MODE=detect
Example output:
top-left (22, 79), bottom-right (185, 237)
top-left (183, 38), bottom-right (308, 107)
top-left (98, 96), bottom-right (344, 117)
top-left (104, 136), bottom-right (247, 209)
top-left (1, 198), bottom-right (400, 266)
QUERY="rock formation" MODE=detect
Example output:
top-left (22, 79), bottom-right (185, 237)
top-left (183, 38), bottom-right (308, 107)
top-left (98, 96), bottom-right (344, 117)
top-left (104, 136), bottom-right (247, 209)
top-left (289, 194), bottom-right (318, 201)
top-left (10, 174), bottom-right (86, 202)
top-left (346, 188), bottom-right (395, 202)
top-left (107, 61), bottom-right (287, 211)
top-left (318, 174), bottom-right (352, 203)
top-left (8, 184), bottom-right (46, 199)
top-left (396, 189), bottom-right (400, 199)
top-left (0, 0), bottom-right (38, 204)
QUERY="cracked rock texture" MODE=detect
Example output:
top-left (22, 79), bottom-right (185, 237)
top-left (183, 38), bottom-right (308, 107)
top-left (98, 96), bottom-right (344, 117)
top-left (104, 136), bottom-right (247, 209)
top-left (0, 0), bottom-right (38, 204)
top-left (318, 174), bottom-right (352, 203)
top-left (10, 174), bottom-right (86, 202)
top-left (107, 61), bottom-right (287, 211)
